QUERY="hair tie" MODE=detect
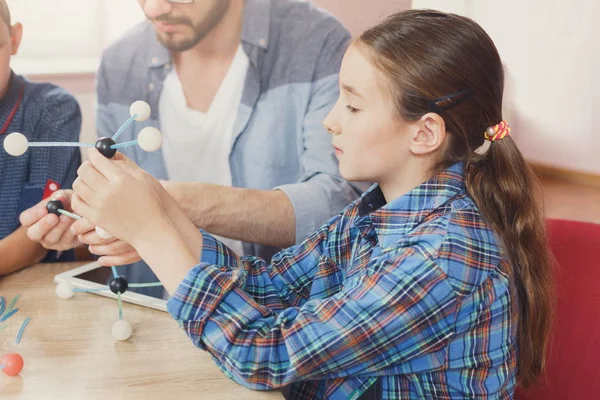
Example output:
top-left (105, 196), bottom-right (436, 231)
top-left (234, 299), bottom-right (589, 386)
top-left (484, 121), bottom-right (511, 141)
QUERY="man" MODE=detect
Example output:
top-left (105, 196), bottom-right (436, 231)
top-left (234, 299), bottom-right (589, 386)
top-left (21, 0), bottom-right (364, 289)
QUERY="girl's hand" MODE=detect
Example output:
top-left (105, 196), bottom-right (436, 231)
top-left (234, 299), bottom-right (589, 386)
top-left (71, 149), bottom-right (170, 247)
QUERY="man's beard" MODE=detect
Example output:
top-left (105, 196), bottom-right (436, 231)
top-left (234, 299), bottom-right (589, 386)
top-left (152, 3), bottom-right (229, 52)
top-left (156, 30), bottom-right (205, 52)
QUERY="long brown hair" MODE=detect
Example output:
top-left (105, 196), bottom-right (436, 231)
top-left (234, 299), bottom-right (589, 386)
top-left (356, 9), bottom-right (554, 388)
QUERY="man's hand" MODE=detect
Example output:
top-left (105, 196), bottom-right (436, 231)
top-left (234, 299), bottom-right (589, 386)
top-left (73, 222), bottom-right (142, 266)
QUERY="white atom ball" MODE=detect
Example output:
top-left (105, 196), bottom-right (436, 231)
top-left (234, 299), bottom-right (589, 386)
top-left (112, 320), bottom-right (133, 341)
top-left (137, 127), bottom-right (162, 152)
top-left (3, 132), bottom-right (28, 156)
top-left (95, 226), bottom-right (113, 240)
top-left (130, 101), bottom-right (151, 122)
top-left (55, 281), bottom-right (74, 300)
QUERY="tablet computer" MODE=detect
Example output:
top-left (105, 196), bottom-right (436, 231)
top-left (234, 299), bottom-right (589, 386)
top-left (54, 261), bottom-right (168, 312)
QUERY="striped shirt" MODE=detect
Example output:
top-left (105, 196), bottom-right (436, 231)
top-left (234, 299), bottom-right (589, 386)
top-left (167, 163), bottom-right (518, 399)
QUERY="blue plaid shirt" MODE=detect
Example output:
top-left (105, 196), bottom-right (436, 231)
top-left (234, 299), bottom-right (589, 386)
top-left (167, 163), bottom-right (518, 399)
top-left (0, 71), bottom-right (81, 255)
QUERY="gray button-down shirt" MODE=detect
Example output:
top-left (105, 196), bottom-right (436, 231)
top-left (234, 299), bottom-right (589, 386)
top-left (95, 0), bottom-right (366, 292)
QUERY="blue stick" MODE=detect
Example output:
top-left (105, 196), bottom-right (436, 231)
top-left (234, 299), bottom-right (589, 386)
top-left (0, 297), bottom-right (5, 318)
top-left (15, 316), bottom-right (30, 345)
top-left (117, 292), bottom-right (123, 320)
top-left (6, 294), bottom-right (20, 314)
top-left (58, 209), bottom-right (81, 220)
top-left (112, 114), bottom-right (137, 141)
top-left (0, 308), bottom-right (19, 323)
top-left (110, 140), bottom-right (138, 149)
top-left (73, 287), bottom-right (109, 293)
top-left (111, 266), bottom-right (118, 279)
top-left (128, 282), bottom-right (163, 288)
top-left (29, 142), bottom-right (95, 148)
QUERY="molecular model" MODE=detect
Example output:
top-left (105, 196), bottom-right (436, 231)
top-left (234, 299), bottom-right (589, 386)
top-left (3, 101), bottom-right (164, 342)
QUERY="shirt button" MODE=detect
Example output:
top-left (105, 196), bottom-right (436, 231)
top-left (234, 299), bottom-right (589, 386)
top-left (148, 83), bottom-right (155, 91)
top-left (151, 57), bottom-right (159, 65)
top-left (259, 38), bottom-right (266, 47)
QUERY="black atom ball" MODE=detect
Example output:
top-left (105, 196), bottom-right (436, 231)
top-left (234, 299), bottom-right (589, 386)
top-left (95, 137), bottom-right (117, 158)
top-left (109, 276), bottom-right (129, 294)
top-left (46, 200), bottom-right (64, 216)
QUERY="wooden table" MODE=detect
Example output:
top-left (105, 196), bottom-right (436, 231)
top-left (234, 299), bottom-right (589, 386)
top-left (0, 262), bottom-right (283, 400)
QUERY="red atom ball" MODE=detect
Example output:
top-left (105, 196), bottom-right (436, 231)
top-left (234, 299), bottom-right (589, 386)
top-left (1, 353), bottom-right (24, 376)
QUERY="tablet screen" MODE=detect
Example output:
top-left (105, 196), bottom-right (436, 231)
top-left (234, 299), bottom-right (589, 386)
top-left (73, 264), bottom-right (167, 300)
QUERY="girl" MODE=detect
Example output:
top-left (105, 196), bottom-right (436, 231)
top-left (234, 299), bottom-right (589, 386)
top-left (71, 9), bottom-right (554, 399)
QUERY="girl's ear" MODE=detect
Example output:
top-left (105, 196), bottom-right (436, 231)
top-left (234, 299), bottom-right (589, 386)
top-left (408, 112), bottom-right (446, 155)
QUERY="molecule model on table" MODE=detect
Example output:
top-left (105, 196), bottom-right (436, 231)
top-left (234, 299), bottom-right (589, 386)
top-left (2, 100), bottom-right (165, 342)
top-left (55, 266), bottom-right (163, 341)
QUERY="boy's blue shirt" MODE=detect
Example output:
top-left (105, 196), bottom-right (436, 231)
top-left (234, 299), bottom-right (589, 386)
top-left (0, 70), bottom-right (81, 261)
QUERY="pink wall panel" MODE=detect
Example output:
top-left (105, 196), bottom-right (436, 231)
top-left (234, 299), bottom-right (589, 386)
top-left (312, 0), bottom-right (411, 36)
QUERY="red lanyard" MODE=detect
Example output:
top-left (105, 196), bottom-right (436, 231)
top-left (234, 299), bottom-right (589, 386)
top-left (0, 79), bottom-right (24, 135)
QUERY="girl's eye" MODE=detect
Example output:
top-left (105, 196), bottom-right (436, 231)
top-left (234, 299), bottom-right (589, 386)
top-left (346, 105), bottom-right (360, 113)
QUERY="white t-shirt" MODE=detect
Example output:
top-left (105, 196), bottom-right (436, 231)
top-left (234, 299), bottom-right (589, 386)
top-left (159, 45), bottom-right (249, 256)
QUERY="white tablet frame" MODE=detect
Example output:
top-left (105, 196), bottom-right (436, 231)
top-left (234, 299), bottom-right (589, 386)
top-left (53, 261), bottom-right (167, 312)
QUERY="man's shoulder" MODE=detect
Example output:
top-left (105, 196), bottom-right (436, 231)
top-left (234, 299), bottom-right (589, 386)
top-left (270, 0), bottom-right (350, 51)
top-left (258, 0), bottom-right (351, 87)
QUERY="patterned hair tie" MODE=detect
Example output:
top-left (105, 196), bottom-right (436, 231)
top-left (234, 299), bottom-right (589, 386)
top-left (484, 121), bottom-right (511, 141)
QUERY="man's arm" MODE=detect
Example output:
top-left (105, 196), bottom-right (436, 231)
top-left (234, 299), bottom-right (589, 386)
top-left (163, 182), bottom-right (296, 248)
top-left (0, 226), bottom-right (48, 276)
top-left (163, 27), bottom-right (364, 249)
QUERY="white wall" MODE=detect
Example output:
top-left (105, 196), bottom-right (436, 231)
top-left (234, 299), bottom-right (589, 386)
top-left (8, 0), bottom-right (144, 74)
top-left (412, 0), bottom-right (600, 174)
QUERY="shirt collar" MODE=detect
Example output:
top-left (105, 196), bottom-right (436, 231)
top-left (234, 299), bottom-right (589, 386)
top-left (146, 0), bottom-right (271, 69)
top-left (356, 162), bottom-right (466, 249)
top-left (241, 0), bottom-right (271, 50)
top-left (0, 70), bottom-right (24, 125)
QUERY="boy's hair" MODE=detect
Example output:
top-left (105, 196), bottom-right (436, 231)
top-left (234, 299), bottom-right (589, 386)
top-left (0, 0), bottom-right (10, 28)
top-left (356, 9), bottom-right (555, 389)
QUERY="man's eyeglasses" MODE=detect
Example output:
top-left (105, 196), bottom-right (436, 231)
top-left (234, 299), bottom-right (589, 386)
top-left (168, 0), bottom-right (194, 3)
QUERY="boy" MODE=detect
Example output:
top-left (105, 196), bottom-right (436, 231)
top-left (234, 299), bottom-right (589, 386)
top-left (0, 0), bottom-right (81, 275)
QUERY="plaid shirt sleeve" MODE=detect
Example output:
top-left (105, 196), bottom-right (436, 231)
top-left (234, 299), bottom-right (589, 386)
top-left (194, 215), bottom-right (338, 314)
top-left (167, 231), bottom-right (459, 390)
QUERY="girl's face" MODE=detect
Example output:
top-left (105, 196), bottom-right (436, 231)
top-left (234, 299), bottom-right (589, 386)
top-left (323, 45), bottom-right (416, 185)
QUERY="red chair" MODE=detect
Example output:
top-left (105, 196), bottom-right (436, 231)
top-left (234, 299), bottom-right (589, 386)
top-left (516, 219), bottom-right (600, 400)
